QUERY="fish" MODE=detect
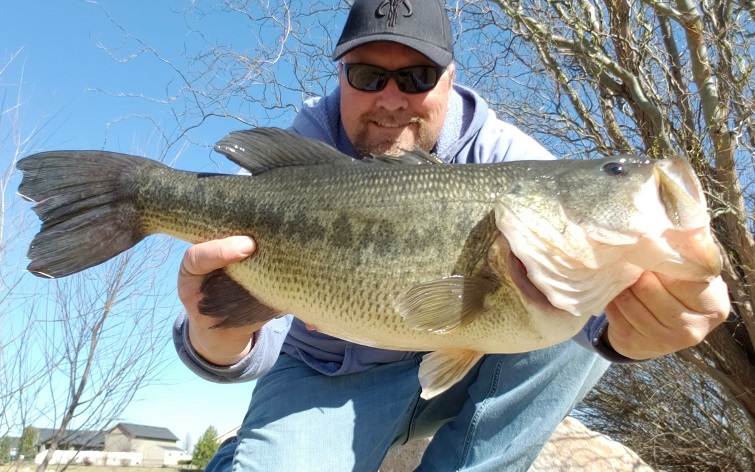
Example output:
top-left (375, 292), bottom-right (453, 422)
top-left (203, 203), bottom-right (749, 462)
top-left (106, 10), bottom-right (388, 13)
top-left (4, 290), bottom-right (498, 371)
top-left (16, 127), bottom-right (721, 398)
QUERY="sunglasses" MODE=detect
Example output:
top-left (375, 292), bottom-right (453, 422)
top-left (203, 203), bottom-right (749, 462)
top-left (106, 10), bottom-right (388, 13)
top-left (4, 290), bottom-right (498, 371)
top-left (342, 63), bottom-right (446, 94)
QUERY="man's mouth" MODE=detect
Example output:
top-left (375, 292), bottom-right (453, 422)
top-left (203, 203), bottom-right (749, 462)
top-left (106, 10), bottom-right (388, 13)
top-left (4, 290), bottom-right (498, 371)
top-left (372, 121), bottom-right (412, 128)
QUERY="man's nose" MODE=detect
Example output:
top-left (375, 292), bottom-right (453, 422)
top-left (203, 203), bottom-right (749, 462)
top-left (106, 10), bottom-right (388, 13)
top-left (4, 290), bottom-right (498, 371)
top-left (374, 79), bottom-right (409, 111)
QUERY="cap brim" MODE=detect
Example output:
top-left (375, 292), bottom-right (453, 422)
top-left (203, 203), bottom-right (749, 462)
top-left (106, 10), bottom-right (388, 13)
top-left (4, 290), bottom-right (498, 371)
top-left (332, 35), bottom-right (453, 67)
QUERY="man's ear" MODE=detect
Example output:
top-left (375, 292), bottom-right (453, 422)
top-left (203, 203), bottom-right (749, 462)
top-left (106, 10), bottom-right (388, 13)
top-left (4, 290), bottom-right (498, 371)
top-left (446, 62), bottom-right (456, 83)
top-left (444, 62), bottom-right (456, 96)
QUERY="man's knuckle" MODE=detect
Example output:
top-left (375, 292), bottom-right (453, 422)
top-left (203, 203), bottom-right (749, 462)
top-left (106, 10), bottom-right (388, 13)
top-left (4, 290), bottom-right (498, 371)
top-left (678, 328), bottom-right (705, 349)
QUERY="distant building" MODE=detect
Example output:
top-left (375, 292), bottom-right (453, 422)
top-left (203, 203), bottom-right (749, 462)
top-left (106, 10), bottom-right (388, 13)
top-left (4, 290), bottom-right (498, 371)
top-left (36, 428), bottom-right (105, 453)
top-left (6, 437), bottom-right (19, 460)
top-left (4, 427), bottom-right (104, 458)
top-left (6, 423), bottom-right (182, 466)
top-left (105, 423), bottom-right (179, 467)
top-left (163, 446), bottom-right (192, 466)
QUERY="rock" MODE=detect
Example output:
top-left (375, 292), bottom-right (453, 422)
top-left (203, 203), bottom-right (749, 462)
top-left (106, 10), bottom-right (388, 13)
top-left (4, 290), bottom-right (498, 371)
top-left (529, 417), bottom-right (653, 471)
top-left (379, 417), bottom-right (653, 472)
top-left (380, 437), bottom-right (429, 472)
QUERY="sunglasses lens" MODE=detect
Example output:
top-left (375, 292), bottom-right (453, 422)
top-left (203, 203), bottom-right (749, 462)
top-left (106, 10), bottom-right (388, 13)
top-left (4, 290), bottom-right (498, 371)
top-left (346, 65), bottom-right (388, 92)
top-left (345, 64), bottom-right (442, 93)
top-left (396, 67), bottom-right (441, 93)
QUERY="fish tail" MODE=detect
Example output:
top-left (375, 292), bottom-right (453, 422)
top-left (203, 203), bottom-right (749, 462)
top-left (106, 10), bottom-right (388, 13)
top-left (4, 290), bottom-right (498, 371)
top-left (16, 150), bottom-right (160, 278)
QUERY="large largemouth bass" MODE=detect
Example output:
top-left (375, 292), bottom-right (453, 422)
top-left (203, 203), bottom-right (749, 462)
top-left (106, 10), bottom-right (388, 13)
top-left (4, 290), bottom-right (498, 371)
top-left (17, 128), bottom-right (720, 398)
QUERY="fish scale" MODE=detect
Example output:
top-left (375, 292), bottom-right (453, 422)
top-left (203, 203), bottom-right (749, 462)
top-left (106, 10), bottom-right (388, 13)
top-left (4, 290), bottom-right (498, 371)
top-left (17, 127), bottom-right (720, 398)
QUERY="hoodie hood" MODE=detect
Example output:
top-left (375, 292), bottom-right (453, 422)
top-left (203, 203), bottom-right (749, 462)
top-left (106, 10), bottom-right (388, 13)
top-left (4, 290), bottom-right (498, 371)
top-left (291, 84), bottom-right (491, 163)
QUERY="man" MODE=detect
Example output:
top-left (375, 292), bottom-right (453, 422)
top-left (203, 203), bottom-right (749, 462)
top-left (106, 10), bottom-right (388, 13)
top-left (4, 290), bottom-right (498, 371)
top-left (173, 0), bottom-right (730, 470)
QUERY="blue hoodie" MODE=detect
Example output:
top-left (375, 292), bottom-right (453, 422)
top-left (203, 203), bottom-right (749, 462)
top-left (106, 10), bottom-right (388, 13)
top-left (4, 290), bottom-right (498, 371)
top-left (173, 84), bottom-right (628, 384)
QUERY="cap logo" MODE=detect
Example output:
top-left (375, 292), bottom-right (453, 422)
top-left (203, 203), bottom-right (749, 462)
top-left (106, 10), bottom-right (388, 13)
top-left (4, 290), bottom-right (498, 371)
top-left (376, 0), bottom-right (413, 27)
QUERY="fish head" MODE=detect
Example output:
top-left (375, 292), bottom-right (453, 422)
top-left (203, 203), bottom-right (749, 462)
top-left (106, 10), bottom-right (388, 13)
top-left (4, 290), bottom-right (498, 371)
top-left (494, 155), bottom-right (721, 317)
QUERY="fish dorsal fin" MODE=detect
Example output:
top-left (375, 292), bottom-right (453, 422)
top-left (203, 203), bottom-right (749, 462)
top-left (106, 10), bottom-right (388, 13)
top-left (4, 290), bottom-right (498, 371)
top-left (396, 276), bottom-right (498, 333)
top-left (362, 148), bottom-right (445, 165)
top-left (214, 128), bottom-right (358, 174)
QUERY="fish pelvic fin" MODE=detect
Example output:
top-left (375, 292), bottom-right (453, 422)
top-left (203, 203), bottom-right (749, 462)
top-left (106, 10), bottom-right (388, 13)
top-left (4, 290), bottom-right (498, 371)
top-left (200, 269), bottom-right (281, 328)
top-left (419, 349), bottom-right (484, 399)
top-left (16, 150), bottom-right (159, 278)
top-left (397, 276), bottom-right (498, 333)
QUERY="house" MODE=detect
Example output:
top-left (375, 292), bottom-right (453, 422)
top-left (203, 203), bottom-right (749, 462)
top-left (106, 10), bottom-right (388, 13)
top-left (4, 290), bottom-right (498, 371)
top-left (5, 437), bottom-right (19, 460)
top-left (105, 423), bottom-right (179, 466)
top-left (3, 428), bottom-right (105, 457)
top-left (5, 423), bottom-right (181, 466)
top-left (163, 446), bottom-right (192, 466)
top-left (36, 428), bottom-right (105, 453)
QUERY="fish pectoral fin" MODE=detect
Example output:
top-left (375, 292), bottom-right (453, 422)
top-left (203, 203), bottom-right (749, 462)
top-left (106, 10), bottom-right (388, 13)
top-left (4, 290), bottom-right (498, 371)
top-left (419, 349), bottom-right (484, 399)
top-left (397, 276), bottom-right (497, 333)
top-left (199, 269), bottom-right (280, 328)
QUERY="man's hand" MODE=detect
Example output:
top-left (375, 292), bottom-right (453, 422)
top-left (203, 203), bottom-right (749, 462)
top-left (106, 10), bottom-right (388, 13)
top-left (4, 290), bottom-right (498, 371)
top-left (603, 272), bottom-right (730, 360)
top-left (178, 236), bottom-right (265, 366)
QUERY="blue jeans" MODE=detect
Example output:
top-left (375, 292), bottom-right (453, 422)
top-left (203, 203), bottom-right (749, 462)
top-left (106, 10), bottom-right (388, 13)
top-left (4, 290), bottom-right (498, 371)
top-left (206, 340), bottom-right (609, 472)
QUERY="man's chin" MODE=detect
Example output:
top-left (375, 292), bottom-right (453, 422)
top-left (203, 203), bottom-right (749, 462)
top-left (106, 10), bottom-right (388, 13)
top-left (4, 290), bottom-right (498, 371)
top-left (355, 122), bottom-right (436, 157)
top-left (359, 135), bottom-right (423, 157)
top-left (379, 143), bottom-right (416, 157)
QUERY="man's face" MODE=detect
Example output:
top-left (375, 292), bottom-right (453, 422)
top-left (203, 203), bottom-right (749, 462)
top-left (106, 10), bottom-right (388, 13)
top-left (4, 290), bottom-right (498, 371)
top-left (339, 42), bottom-right (456, 157)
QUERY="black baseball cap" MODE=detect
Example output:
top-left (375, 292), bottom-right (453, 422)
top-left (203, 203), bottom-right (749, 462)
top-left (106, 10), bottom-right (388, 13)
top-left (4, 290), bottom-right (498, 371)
top-left (331, 0), bottom-right (454, 67)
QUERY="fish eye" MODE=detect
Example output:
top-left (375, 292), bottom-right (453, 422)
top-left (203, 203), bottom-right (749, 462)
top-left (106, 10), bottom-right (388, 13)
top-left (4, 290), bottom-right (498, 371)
top-left (601, 162), bottom-right (627, 177)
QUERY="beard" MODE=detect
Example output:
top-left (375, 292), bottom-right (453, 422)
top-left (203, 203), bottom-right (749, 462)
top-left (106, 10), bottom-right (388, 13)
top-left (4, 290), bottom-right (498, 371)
top-left (350, 112), bottom-right (438, 158)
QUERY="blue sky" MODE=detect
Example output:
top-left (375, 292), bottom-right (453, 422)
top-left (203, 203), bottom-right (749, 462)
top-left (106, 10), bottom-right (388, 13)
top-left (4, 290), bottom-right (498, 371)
top-left (1, 0), bottom-right (269, 156)
top-left (1, 0), bottom-right (324, 448)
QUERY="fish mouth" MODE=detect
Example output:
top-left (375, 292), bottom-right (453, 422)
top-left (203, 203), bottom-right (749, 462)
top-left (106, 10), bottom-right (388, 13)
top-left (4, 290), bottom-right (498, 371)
top-left (641, 157), bottom-right (722, 280)
top-left (655, 156), bottom-right (710, 229)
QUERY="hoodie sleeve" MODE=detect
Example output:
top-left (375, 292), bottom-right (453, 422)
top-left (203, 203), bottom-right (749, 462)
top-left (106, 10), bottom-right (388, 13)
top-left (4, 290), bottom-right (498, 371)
top-left (173, 313), bottom-right (293, 383)
top-left (575, 315), bottom-right (640, 363)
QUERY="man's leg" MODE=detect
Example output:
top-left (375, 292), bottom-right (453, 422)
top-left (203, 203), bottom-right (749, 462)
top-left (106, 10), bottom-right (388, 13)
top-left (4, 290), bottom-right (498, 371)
top-left (206, 353), bottom-right (424, 472)
top-left (414, 340), bottom-right (610, 472)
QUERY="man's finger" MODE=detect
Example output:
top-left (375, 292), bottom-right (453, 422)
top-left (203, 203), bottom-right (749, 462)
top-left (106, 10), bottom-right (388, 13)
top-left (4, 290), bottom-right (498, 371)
top-left (654, 272), bottom-right (728, 315)
top-left (179, 236), bottom-right (256, 277)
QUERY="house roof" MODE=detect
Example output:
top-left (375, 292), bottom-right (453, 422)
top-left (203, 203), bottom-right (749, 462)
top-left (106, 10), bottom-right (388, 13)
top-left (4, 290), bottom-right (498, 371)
top-left (36, 429), bottom-right (105, 448)
top-left (110, 423), bottom-right (178, 442)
